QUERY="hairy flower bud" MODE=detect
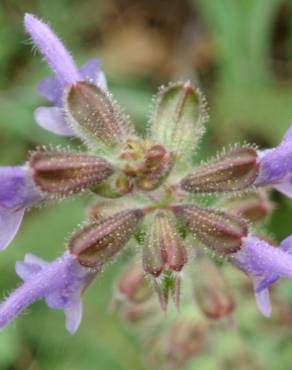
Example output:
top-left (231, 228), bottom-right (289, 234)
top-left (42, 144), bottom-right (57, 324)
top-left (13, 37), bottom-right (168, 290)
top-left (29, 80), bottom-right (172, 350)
top-left (143, 210), bottom-right (187, 277)
top-left (180, 147), bottom-right (259, 194)
top-left (192, 256), bottom-right (235, 319)
top-left (117, 260), bottom-right (153, 303)
top-left (153, 269), bottom-right (181, 311)
top-left (69, 209), bottom-right (144, 267)
top-left (220, 190), bottom-right (273, 223)
top-left (65, 82), bottom-right (133, 150)
top-left (30, 150), bottom-right (113, 196)
top-left (172, 204), bottom-right (248, 254)
top-left (150, 81), bottom-right (207, 160)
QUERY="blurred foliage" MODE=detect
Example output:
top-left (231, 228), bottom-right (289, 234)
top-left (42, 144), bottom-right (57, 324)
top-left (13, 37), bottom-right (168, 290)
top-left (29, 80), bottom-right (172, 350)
top-left (1, 0), bottom-right (292, 369)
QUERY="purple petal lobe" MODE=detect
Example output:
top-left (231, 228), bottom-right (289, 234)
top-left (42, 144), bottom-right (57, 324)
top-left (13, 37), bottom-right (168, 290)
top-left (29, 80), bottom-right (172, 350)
top-left (15, 254), bottom-right (48, 281)
top-left (79, 59), bottom-right (107, 90)
top-left (0, 166), bottom-right (41, 250)
top-left (64, 296), bottom-right (83, 334)
top-left (34, 106), bottom-right (75, 136)
top-left (0, 208), bottom-right (24, 251)
top-left (24, 14), bottom-right (80, 86)
top-left (24, 253), bottom-right (49, 267)
top-left (256, 126), bottom-right (292, 194)
top-left (252, 276), bottom-right (271, 317)
top-left (282, 125), bottom-right (292, 143)
top-left (280, 235), bottom-right (292, 253)
top-left (234, 236), bottom-right (292, 279)
top-left (254, 288), bottom-right (271, 317)
top-left (0, 166), bottom-right (37, 208)
top-left (38, 76), bottom-right (63, 105)
top-left (0, 253), bottom-right (96, 333)
top-left (274, 179), bottom-right (292, 197)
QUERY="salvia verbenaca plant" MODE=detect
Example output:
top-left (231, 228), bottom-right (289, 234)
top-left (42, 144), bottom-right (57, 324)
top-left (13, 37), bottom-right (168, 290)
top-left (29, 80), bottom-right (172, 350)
top-left (1, 13), bottom-right (292, 335)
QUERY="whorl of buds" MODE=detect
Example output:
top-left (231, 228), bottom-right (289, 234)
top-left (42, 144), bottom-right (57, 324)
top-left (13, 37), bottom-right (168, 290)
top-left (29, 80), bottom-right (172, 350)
top-left (143, 210), bottom-right (187, 277)
top-left (68, 209), bottom-right (144, 268)
top-left (65, 82), bottom-right (133, 149)
top-left (117, 260), bottom-right (153, 304)
top-left (220, 191), bottom-right (272, 223)
top-left (180, 147), bottom-right (259, 194)
top-left (30, 150), bottom-right (114, 196)
top-left (150, 81), bottom-right (207, 160)
top-left (192, 256), bottom-right (235, 319)
top-left (172, 204), bottom-right (248, 254)
top-left (120, 140), bottom-right (174, 191)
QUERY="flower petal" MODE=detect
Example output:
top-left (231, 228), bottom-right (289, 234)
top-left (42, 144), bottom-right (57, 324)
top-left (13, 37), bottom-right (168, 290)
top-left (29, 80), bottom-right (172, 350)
top-left (79, 58), bottom-right (107, 90)
top-left (254, 289), bottom-right (271, 317)
top-left (24, 253), bottom-right (49, 267)
top-left (0, 166), bottom-right (35, 208)
top-left (280, 235), bottom-right (292, 253)
top-left (64, 296), bottom-right (83, 334)
top-left (274, 179), bottom-right (292, 198)
top-left (282, 125), bottom-right (292, 143)
top-left (34, 106), bottom-right (75, 136)
top-left (0, 254), bottom-right (95, 332)
top-left (234, 236), bottom-right (292, 279)
top-left (15, 253), bottom-right (48, 281)
top-left (38, 76), bottom-right (63, 105)
top-left (0, 208), bottom-right (24, 251)
top-left (250, 277), bottom-right (271, 317)
top-left (24, 13), bottom-right (80, 86)
top-left (256, 126), bottom-right (292, 190)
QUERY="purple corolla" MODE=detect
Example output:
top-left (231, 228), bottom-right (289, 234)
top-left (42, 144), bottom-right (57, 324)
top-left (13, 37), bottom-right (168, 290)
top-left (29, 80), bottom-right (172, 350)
top-left (0, 166), bottom-right (41, 251)
top-left (256, 126), bottom-right (292, 197)
top-left (24, 13), bottom-right (106, 136)
top-left (0, 253), bottom-right (96, 333)
top-left (232, 235), bottom-right (292, 317)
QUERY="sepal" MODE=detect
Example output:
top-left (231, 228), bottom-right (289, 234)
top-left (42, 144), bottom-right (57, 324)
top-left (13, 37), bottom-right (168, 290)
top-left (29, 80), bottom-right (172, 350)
top-left (150, 81), bottom-right (207, 161)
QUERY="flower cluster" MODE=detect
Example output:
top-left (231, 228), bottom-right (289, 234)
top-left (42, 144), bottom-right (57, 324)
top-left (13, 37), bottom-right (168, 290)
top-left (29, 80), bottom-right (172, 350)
top-left (1, 13), bottom-right (292, 334)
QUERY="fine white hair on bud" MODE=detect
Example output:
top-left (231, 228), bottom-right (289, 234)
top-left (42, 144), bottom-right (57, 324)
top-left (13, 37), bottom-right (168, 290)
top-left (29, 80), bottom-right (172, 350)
top-left (143, 210), bottom-right (187, 277)
top-left (172, 204), bottom-right (248, 254)
top-left (29, 149), bottom-right (114, 197)
top-left (68, 208), bottom-right (145, 268)
top-left (180, 147), bottom-right (259, 194)
top-left (64, 82), bottom-right (134, 151)
top-left (149, 81), bottom-right (208, 161)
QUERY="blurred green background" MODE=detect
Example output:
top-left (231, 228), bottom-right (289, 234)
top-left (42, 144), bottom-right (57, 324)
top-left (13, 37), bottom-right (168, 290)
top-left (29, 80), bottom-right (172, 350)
top-left (1, 0), bottom-right (292, 369)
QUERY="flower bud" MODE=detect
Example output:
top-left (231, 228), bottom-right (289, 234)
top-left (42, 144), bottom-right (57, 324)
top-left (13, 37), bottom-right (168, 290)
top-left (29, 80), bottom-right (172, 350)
top-left (68, 208), bottom-right (144, 268)
top-left (172, 204), bottom-right (248, 254)
top-left (219, 191), bottom-right (273, 223)
top-left (65, 82), bottom-right (133, 149)
top-left (192, 256), bottom-right (235, 319)
top-left (30, 150), bottom-right (113, 196)
top-left (180, 147), bottom-right (259, 194)
top-left (143, 211), bottom-right (187, 277)
top-left (117, 260), bottom-right (153, 304)
top-left (150, 82), bottom-right (207, 160)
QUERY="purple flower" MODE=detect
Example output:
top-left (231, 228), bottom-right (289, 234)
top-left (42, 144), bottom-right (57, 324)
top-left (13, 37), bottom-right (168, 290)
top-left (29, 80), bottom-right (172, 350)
top-left (24, 13), bottom-right (106, 136)
top-left (0, 166), bottom-right (41, 251)
top-left (232, 235), bottom-right (292, 316)
top-left (256, 126), bottom-right (292, 197)
top-left (0, 253), bottom-right (96, 333)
